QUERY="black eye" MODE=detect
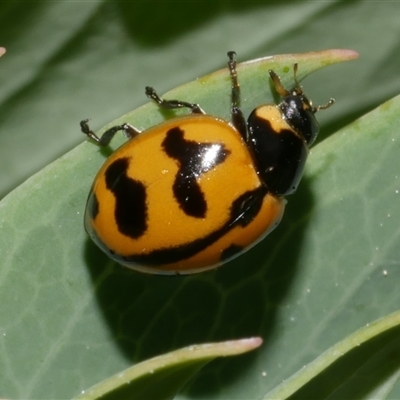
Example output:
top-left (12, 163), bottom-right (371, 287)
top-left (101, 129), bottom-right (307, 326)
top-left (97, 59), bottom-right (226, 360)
top-left (280, 95), bottom-right (319, 145)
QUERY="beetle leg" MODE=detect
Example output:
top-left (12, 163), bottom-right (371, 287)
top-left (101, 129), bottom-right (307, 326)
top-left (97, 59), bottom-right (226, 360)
top-left (227, 51), bottom-right (248, 142)
top-left (145, 86), bottom-right (205, 114)
top-left (80, 119), bottom-right (140, 146)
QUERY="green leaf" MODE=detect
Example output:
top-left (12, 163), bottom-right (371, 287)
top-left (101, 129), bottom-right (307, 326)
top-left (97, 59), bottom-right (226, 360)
top-left (265, 310), bottom-right (400, 399)
top-left (84, 49), bottom-right (357, 151)
top-left (2, 2), bottom-right (400, 399)
top-left (74, 338), bottom-right (262, 400)
top-left (260, 92), bottom-right (400, 399)
top-left (0, 50), bottom-right (356, 399)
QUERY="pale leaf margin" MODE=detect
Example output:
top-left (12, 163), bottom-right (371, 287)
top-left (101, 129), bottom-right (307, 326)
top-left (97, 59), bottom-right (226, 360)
top-left (73, 337), bottom-right (262, 400)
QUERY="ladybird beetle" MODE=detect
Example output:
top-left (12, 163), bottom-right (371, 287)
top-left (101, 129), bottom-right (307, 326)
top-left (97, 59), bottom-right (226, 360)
top-left (81, 52), bottom-right (334, 275)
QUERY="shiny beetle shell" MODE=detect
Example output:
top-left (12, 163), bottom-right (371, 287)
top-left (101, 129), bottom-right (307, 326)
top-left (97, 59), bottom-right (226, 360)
top-left (81, 52), bottom-right (333, 274)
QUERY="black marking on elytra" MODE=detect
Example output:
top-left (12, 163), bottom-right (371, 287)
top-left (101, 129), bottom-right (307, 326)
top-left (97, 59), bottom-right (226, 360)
top-left (221, 244), bottom-right (244, 262)
top-left (87, 191), bottom-right (100, 220)
top-left (162, 127), bottom-right (230, 218)
top-left (229, 189), bottom-right (265, 227)
top-left (105, 157), bottom-right (147, 239)
top-left (110, 185), bottom-right (268, 267)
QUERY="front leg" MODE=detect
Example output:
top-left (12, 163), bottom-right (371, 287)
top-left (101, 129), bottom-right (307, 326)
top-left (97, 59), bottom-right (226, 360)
top-left (227, 51), bottom-right (248, 142)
